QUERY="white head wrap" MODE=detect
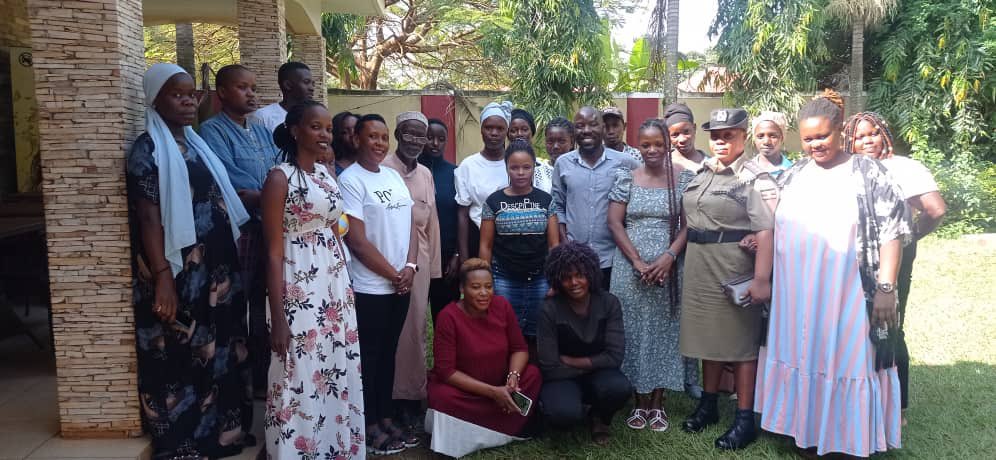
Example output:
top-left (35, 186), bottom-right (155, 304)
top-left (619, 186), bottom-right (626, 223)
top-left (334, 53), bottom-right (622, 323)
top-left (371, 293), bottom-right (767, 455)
top-left (480, 101), bottom-right (513, 126)
top-left (143, 63), bottom-right (249, 276)
top-left (751, 111), bottom-right (788, 136)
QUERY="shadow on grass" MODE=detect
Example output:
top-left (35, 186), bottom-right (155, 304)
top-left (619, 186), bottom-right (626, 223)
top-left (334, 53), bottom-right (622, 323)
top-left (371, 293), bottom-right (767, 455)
top-left (440, 361), bottom-right (995, 460)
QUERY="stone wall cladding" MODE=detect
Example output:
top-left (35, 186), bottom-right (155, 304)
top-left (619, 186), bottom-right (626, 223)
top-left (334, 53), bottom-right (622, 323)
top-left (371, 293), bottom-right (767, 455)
top-left (290, 34), bottom-right (326, 106)
top-left (26, 0), bottom-right (145, 437)
top-left (238, 0), bottom-right (287, 105)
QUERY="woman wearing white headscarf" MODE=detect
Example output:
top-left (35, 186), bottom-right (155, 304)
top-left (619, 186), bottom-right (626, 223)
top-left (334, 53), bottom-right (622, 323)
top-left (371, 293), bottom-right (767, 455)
top-left (128, 63), bottom-right (252, 459)
top-left (750, 111), bottom-right (793, 177)
top-left (454, 101), bottom-right (512, 265)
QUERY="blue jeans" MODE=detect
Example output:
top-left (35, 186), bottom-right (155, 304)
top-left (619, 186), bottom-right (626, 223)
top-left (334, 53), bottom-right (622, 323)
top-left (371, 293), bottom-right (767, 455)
top-left (492, 265), bottom-right (548, 337)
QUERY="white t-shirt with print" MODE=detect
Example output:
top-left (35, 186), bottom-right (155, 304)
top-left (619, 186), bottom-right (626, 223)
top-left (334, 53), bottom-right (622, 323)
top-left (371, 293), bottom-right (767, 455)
top-left (339, 163), bottom-right (413, 294)
top-left (249, 103), bottom-right (287, 133)
top-left (880, 156), bottom-right (939, 200)
top-left (454, 152), bottom-right (508, 228)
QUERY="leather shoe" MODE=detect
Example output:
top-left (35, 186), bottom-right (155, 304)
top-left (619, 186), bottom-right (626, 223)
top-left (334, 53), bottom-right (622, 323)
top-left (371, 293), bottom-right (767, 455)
top-left (681, 391), bottom-right (719, 433)
top-left (715, 409), bottom-right (758, 450)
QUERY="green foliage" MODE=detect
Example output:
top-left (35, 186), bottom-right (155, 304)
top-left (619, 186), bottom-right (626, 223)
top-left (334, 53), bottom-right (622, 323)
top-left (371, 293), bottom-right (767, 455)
top-left (867, 0), bottom-right (995, 162)
top-left (710, 0), bottom-right (848, 116)
top-left (612, 38), bottom-right (701, 92)
top-left (321, 13), bottom-right (364, 88)
top-left (479, 0), bottom-right (614, 125)
top-left (867, 0), bottom-right (996, 234)
top-left (711, 0), bottom-right (995, 235)
top-left (143, 24), bottom-right (240, 87)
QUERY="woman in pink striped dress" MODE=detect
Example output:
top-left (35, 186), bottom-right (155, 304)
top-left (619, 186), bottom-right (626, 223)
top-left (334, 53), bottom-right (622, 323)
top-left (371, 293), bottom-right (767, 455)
top-left (755, 95), bottom-right (911, 457)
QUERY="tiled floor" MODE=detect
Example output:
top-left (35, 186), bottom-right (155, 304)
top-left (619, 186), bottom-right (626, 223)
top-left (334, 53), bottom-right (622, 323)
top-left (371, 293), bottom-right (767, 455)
top-left (0, 304), bottom-right (150, 460)
top-left (0, 305), bottom-right (433, 460)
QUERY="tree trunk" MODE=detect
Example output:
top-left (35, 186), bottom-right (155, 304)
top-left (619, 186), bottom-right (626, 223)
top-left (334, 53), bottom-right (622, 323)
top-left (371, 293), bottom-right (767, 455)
top-left (175, 23), bottom-right (196, 77)
top-left (663, 0), bottom-right (680, 104)
top-left (849, 20), bottom-right (865, 116)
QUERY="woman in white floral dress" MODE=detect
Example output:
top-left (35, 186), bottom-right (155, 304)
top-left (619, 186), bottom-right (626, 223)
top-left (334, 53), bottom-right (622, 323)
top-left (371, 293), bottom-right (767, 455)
top-left (261, 101), bottom-right (365, 459)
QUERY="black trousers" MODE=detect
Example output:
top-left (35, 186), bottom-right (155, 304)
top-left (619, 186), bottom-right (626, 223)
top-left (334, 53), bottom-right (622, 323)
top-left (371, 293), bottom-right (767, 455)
top-left (540, 368), bottom-right (632, 427)
top-left (429, 248), bottom-right (461, 322)
top-left (429, 276), bottom-right (460, 323)
top-left (600, 267), bottom-right (612, 292)
top-left (466, 224), bottom-right (481, 259)
top-left (355, 292), bottom-right (410, 424)
top-left (896, 240), bottom-right (917, 409)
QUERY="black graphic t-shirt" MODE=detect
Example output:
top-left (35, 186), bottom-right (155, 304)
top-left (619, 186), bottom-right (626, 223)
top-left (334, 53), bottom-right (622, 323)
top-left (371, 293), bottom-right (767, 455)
top-left (481, 188), bottom-right (556, 280)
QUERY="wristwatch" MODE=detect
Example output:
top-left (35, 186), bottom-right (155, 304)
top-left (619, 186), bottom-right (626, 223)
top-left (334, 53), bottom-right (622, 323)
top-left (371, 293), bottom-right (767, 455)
top-left (876, 282), bottom-right (895, 294)
top-left (405, 262), bottom-right (419, 272)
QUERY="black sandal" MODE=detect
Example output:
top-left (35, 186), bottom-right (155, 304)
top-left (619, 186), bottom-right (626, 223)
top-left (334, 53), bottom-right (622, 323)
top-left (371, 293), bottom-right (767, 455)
top-left (590, 418), bottom-right (612, 447)
top-left (366, 425), bottom-right (405, 455)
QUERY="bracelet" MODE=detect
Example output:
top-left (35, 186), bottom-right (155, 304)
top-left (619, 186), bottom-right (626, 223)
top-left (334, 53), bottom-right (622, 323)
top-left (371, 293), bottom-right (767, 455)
top-left (665, 249), bottom-right (678, 261)
top-left (506, 370), bottom-right (521, 381)
top-left (154, 265), bottom-right (171, 276)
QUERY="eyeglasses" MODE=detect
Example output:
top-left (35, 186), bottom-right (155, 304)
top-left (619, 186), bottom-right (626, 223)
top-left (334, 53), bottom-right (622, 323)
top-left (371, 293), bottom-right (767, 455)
top-left (401, 133), bottom-right (429, 145)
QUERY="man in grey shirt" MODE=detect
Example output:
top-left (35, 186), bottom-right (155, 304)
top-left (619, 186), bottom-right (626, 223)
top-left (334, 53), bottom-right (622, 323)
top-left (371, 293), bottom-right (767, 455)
top-left (552, 106), bottom-right (640, 290)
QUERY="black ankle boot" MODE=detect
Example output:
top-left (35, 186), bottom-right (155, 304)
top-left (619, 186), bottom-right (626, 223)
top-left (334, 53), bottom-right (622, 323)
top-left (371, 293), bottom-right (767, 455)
top-left (681, 391), bottom-right (719, 433)
top-left (715, 409), bottom-right (758, 450)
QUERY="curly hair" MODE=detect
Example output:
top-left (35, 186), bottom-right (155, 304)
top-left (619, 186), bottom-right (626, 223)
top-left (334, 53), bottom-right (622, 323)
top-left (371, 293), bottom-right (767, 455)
top-left (843, 111), bottom-right (897, 159)
top-left (544, 241), bottom-right (602, 295)
top-left (459, 258), bottom-right (492, 285)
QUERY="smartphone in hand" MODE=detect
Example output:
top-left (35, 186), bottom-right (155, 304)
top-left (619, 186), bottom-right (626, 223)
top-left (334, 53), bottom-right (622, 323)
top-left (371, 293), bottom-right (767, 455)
top-left (511, 391), bottom-right (532, 416)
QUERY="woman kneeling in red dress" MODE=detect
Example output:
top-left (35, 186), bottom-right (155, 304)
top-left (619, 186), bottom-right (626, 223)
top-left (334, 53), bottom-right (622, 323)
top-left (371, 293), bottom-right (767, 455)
top-left (426, 258), bottom-right (542, 457)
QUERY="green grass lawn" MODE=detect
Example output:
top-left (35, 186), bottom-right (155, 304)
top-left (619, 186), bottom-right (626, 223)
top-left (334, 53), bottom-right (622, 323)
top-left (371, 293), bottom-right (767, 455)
top-left (447, 236), bottom-right (996, 459)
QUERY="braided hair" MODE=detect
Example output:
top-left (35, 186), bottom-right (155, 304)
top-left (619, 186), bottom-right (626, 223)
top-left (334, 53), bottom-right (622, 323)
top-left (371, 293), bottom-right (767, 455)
top-left (638, 118), bottom-right (682, 315)
top-left (798, 94), bottom-right (844, 127)
top-left (545, 241), bottom-right (603, 295)
top-left (843, 112), bottom-right (897, 159)
top-left (544, 116), bottom-right (575, 139)
top-left (272, 100), bottom-right (326, 189)
top-left (504, 139), bottom-right (536, 161)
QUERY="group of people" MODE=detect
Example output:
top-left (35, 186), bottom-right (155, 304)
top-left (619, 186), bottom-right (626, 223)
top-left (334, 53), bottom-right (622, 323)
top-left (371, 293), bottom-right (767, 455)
top-left (129, 59), bottom-right (946, 460)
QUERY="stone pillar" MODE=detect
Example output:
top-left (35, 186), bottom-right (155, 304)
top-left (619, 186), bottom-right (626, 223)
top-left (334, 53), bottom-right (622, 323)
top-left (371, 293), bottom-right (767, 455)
top-left (291, 34), bottom-right (326, 105)
top-left (238, 0), bottom-right (287, 103)
top-left (175, 22), bottom-right (195, 76)
top-left (26, 0), bottom-right (145, 437)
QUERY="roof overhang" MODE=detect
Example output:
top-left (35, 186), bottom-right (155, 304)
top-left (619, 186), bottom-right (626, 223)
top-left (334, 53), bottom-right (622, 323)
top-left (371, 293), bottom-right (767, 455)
top-left (143, 0), bottom-right (385, 35)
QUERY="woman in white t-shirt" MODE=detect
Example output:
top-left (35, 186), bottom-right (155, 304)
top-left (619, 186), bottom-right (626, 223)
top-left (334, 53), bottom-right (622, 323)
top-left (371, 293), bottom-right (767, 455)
top-left (455, 101), bottom-right (512, 264)
top-left (845, 111), bottom-right (947, 423)
top-left (339, 114), bottom-right (419, 455)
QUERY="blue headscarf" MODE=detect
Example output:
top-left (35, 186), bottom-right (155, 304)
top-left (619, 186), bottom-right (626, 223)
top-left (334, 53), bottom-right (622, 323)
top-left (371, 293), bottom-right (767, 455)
top-left (143, 63), bottom-right (249, 276)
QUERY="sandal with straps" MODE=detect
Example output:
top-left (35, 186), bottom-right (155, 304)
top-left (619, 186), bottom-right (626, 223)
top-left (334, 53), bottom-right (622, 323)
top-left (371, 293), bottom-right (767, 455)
top-left (647, 409), bottom-right (670, 432)
top-left (626, 408), bottom-right (648, 430)
top-left (384, 421), bottom-right (420, 448)
top-left (366, 425), bottom-right (405, 456)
